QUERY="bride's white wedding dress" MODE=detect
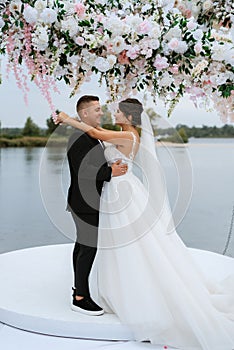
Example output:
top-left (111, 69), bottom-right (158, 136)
top-left (90, 127), bottom-right (234, 350)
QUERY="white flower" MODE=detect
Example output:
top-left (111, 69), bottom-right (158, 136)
top-left (192, 59), bottom-right (209, 76)
top-left (104, 15), bottom-right (125, 37)
top-left (159, 72), bottom-right (174, 87)
top-left (67, 55), bottom-right (80, 65)
top-left (202, 0), bottom-right (213, 12)
top-left (168, 39), bottom-right (188, 54)
top-left (107, 54), bottom-right (117, 68)
top-left (147, 39), bottom-right (160, 50)
top-left (194, 41), bottom-right (203, 54)
top-left (224, 49), bottom-right (234, 66)
top-left (81, 49), bottom-right (96, 68)
top-left (148, 24), bottom-right (161, 39)
top-left (111, 36), bottom-right (126, 54)
top-left (9, 1), bottom-right (22, 13)
top-left (125, 14), bottom-right (142, 30)
top-left (0, 0), bottom-right (7, 4)
top-left (211, 42), bottom-right (233, 64)
top-left (23, 6), bottom-right (38, 24)
top-left (40, 8), bottom-right (57, 24)
top-left (34, 0), bottom-right (46, 11)
top-left (95, 57), bottom-right (111, 72)
top-left (85, 34), bottom-right (98, 47)
top-left (168, 38), bottom-right (179, 50)
top-left (164, 26), bottom-right (182, 41)
top-left (94, 0), bottom-right (106, 4)
top-left (191, 4), bottom-right (201, 17)
top-left (32, 26), bottom-right (49, 51)
top-left (210, 72), bottom-right (234, 86)
top-left (176, 41), bottom-right (188, 54)
top-left (0, 17), bottom-right (5, 29)
top-left (63, 2), bottom-right (75, 12)
top-left (54, 66), bottom-right (69, 78)
top-left (61, 17), bottom-right (79, 37)
top-left (192, 29), bottom-right (203, 41)
top-left (142, 4), bottom-right (152, 12)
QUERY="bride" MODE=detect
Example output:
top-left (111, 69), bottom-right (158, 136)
top-left (56, 99), bottom-right (234, 350)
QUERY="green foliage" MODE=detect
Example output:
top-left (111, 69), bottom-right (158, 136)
top-left (157, 124), bottom-right (234, 143)
top-left (22, 117), bottom-right (40, 136)
top-left (0, 137), bottom-right (47, 147)
top-left (101, 105), bottom-right (121, 131)
top-left (46, 114), bottom-right (59, 135)
top-left (175, 124), bottom-right (234, 138)
top-left (101, 105), bottom-right (112, 126)
top-left (1, 128), bottom-right (23, 138)
top-left (177, 127), bottom-right (188, 143)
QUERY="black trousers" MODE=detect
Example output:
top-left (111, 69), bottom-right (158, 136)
top-left (71, 211), bottom-right (99, 298)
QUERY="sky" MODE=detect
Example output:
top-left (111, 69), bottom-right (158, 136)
top-left (0, 25), bottom-right (233, 129)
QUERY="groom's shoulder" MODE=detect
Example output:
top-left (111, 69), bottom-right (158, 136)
top-left (68, 130), bottom-right (85, 143)
top-left (67, 130), bottom-right (91, 149)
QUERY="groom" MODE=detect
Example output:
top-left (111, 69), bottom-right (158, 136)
top-left (66, 95), bottom-right (127, 316)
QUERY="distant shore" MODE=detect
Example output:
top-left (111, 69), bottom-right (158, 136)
top-left (0, 136), bottom-right (67, 147)
top-left (0, 137), bottom-right (234, 148)
top-left (157, 140), bottom-right (234, 147)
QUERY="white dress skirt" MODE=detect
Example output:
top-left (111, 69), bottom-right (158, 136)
top-left (90, 144), bottom-right (234, 350)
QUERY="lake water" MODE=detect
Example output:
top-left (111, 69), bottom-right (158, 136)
top-left (0, 138), bottom-right (234, 257)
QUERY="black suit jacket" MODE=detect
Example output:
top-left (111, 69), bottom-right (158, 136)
top-left (67, 130), bottom-right (112, 215)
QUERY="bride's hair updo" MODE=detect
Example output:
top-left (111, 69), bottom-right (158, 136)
top-left (119, 98), bottom-right (143, 127)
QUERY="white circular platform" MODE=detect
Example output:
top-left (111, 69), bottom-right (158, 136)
top-left (0, 244), bottom-right (233, 340)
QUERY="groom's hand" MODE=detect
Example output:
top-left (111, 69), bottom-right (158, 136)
top-left (111, 160), bottom-right (128, 177)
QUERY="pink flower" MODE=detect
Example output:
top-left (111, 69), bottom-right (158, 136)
top-left (186, 86), bottom-right (205, 97)
top-left (168, 38), bottom-right (179, 51)
top-left (203, 80), bottom-right (212, 85)
top-left (106, 43), bottom-right (113, 53)
top-left (187, 20), bottom-right (197, 30)
top-left (126, 45), bottom-right (140, 60)
top-left (194, 42), bottom-right (202, 54)
top-left (74, 3), bottom-right (86, 19)
top-left (75, 36), bottom-right (85, 46)
top-left (178, 4), bottom-right (186, 13)
top-left (96, 14), bottom-right (104, 23)
top-left (169, 64), bottom-right (179, 74)
top-left (138, 20), bottom-right (151, 35)
top-left (153, 55), bottom-right (169, 71)
top-left (184, 9), bottom-right (192, 18)
top-left (118, 50), bottom-right (130, 65)
top-left (97, 27), bottom-right (103, 34)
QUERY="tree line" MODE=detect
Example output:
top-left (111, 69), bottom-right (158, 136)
top-left (1, 115), bottom-right (234, 140)
top-left (0, 116), bottom-right (59, 138)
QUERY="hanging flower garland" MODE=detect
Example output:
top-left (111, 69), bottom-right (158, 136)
top-left (0, 0), bottom-right (233, 122)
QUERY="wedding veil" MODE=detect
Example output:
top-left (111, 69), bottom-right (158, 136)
top-left (134, 111), bottom-right (177, 236)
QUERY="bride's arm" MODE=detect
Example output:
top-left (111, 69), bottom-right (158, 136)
top-left (56, 112), bottom-right (132, 144)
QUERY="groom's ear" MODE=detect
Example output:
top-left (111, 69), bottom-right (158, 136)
top-left (83, 107), bottom-right (91, 118)
top-left (79, 109), bottom-right (86, 119)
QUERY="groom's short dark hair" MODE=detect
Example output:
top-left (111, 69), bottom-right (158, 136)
top-left (76, 95), bottom-right (99, 113)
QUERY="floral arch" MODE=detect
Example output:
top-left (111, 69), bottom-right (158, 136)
top-left (0, 0), bottom-right (233, 122)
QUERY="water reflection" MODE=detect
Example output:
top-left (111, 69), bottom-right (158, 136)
top-left (0, 140), bottom-right (233, 256)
